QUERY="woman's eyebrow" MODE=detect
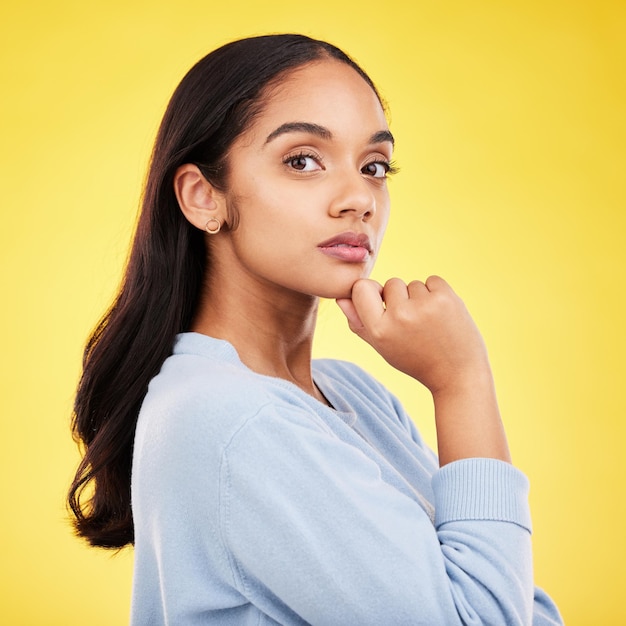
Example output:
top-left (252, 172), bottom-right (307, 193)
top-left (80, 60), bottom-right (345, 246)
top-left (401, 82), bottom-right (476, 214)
top-left (264, 123), bottom-right (394, 147)
top-left (265, 122), bottom-right (331, 144)
top-left (369, 130), bottom-right (395, 147)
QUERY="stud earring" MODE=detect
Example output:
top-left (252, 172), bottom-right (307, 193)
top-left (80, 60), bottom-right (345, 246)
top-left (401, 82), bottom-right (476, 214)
top-left (204, 217), bottom-right (221, 235)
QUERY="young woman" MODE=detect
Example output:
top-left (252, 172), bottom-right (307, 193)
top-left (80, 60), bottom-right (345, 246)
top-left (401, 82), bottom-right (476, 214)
top-left (69, 34), bottom-right (563, 625)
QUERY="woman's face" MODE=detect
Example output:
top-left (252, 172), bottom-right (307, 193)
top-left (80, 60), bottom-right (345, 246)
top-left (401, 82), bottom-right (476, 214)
top-left (215, 58), bottom-right (394, 301)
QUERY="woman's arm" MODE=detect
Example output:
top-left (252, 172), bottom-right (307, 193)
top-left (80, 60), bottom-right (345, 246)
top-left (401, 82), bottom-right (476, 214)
top-left (221, 412), bottom-right (534, 625)
top-left (337, 275), bottom-right (510, 466)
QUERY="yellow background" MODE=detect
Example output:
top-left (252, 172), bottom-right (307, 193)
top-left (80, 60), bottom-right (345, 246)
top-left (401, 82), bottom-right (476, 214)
top-left (1, 1), bottom-right (624, 624)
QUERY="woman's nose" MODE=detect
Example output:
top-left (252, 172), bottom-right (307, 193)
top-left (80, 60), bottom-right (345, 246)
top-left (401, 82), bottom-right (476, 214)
top-left (328, 173), bottom-right (377, 221)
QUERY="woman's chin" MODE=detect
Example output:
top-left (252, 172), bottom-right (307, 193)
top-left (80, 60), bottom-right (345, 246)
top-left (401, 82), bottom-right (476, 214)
top-left (317, 273), bottom-right (374, 301)
top-left (298, 269), bottom-right (373, 301)
top-left (315, 283), bottom-right (357, 301)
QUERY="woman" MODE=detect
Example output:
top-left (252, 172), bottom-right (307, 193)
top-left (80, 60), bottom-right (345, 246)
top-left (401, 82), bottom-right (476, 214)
top-left (69, 34), bottom-right (563, 625)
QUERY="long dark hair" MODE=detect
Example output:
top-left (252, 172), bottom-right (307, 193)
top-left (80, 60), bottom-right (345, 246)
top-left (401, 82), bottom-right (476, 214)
top-left (68, 34), bottom-right (380, 549)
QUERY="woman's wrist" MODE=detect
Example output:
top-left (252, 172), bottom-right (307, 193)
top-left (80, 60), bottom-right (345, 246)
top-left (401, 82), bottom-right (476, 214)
top-left (431, 369), bottom-right (511, 466)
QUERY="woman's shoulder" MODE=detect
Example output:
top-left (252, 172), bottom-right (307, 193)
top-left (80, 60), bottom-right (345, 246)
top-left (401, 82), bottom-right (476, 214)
top-left (313, 357), bottom-right (380, 385)
top-left (312, 357), bottom-right (423, 439)
top-left (137, 333), bottom-right (277, 443)
top-left (136, 333), bottom-right (341, 447)
top-left (313, 357), bottom-right (396, 409)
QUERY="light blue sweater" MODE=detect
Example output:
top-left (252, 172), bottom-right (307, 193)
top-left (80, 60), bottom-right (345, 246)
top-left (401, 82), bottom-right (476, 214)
top-left (130, 332), bottom-right (562, 625)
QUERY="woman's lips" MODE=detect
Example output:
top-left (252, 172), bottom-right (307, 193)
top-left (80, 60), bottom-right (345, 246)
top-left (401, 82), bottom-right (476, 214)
top-left (318, 232), bottom-right (372, 263)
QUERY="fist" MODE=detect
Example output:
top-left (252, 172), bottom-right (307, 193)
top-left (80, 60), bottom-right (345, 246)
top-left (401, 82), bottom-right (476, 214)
top-left (336, 276), bottom-right (491, 395)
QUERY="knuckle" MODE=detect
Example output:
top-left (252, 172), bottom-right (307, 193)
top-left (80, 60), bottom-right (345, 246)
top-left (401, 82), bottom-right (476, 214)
top-left (368, 324), bottom-right (386, 343)
top-left (392, 305), bottom-right (414, 325)
top-left (383, 277), bottom-right (406, 296)
top-left (426, 274), bottom-right (443, 286)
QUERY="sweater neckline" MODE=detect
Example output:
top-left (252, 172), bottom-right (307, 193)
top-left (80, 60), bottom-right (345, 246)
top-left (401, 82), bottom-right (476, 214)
top-left (172, 332), bottom-right (357, 425)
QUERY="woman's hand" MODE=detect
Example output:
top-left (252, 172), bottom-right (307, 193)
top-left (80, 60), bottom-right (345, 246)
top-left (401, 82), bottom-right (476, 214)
top-left (336, 276), bottom-right (488, 393)
top-left (336, 276), bottom-right (511, 465)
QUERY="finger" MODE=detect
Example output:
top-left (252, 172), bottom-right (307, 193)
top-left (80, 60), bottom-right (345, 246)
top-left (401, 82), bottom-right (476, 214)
top-left (335, 298), bottom-right (364, 331)
top-left (381, 278), bottom-right (409, 308)
top-left (407, 279), bottom-right (429, 299)
top-left (424, 275), bottom-right (450, 292)
top-left (350, 279), bottom-right (385, 330)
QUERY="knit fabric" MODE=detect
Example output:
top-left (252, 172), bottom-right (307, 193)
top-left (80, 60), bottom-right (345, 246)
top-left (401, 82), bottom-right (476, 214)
top-left (130, 332), bottom-right (562, 625)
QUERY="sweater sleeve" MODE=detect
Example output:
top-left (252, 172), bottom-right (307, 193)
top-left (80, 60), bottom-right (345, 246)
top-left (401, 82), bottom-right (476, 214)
top-left (219, 404), bottom-right (557, 625)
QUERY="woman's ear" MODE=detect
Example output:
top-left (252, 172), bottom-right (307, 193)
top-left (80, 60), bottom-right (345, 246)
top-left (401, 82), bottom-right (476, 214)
top-left (173, 164), bottom-right (225, 231)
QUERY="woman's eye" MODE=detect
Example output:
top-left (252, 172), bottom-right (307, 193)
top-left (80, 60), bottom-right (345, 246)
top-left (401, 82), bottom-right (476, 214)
top-left (284, 154), bottom-right (321, 172)
top-left (362, 161), bottom-right (390, 178)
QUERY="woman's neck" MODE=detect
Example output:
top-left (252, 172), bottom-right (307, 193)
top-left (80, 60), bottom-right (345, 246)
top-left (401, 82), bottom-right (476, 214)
top-left (191, 269), bottom-right (324, 402)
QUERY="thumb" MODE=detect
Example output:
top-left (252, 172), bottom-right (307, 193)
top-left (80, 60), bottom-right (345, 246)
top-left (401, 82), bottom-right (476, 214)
top-left (335, 298), bottom-right (365, 332)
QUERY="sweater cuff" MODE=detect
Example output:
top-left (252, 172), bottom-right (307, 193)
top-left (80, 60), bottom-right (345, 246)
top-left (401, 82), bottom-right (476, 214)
top-left (432, 458), bottom-right (532, 533)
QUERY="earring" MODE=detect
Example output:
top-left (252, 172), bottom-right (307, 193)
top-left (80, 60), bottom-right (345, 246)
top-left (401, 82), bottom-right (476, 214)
top-left (204, 217), bottom-right (221, 235)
